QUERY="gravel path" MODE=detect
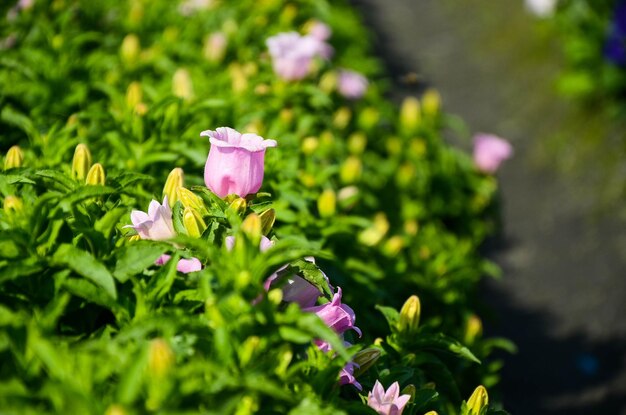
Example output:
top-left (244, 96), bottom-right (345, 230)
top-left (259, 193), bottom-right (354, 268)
top-left (352, 0), bottom-right (626, 413)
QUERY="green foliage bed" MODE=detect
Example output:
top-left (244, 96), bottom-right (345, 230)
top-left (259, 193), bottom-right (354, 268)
top-left (0, 0), bottom-right (512, 413)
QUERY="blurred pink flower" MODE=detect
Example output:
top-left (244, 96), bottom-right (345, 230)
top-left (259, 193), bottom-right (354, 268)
top-left (266, 32), bottom-right (332, 81)
top-left (308, 21), bottom-right (332, 41)
top-left (338, 69), bottom-right (368, 99)
top-left (473, 133), bottom-right (513, 173)
top-left (367, 380), bottom-right (411, 415)
top-left (303, 287), bottom-right (361, 336)
top-left (225, 235), bottom-right (274, 252)
top-left (201, 127), bottom-right (277, 198)
top-left (125, 197), bottom-right (176, 240)
top-left (156, 255), bottom-right (202, 273)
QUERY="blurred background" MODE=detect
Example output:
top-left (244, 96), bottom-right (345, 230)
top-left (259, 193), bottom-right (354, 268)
top-left (351, 0), bottom-right (626, 413)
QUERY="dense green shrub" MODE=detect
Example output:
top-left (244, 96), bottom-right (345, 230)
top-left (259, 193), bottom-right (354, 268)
top-left (0, 0), bottom-right (511, 413)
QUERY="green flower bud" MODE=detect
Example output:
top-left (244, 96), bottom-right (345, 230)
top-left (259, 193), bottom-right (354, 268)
top-left (177, 187), bottom-right (208, 216)
top-left (148, 339), bottom-right (174, 378)
top-left (241, 213), bottom-right (262, 243)
top-left (183, 207), bottom-right (206, 238)
top-left (464, 315), bottom-right (483, 345)
top-left (347, 132), bottom-right (367, 155)
top-left (357, 107), bottom-right (380, 131)
top-left (319, 71), bottom-right (338, 94)
top-left (400, 96), bottom-right (421, 134)
top-left (398, 295), bottom-right (421, 334)
top-left (383, 235), bottom-right (405, 257)
top-left (163, 168), bottom-right (184, 205)
top-left (173, 68), bottom-right (194, 101)
top-left (333, 107), bottom-right (352, 130)
top-left (340, 156), bottom-right (362, 184)
top-left (353, 348), bottom-right (381, 376)
top-left (71, 144), bottom-right (92, 181)
top-left (401, 384), bottom-right (417, 403)
top-left (421, 88), bottom-right (442, 117)
top-left (120, 34), bottom-right (140, 65)
top-left (466, 385), bottom-right (489, 414)
top-left (358, 213), bottom-right (389, 246)
top-left (3, 195), bottom-right (23, 216)
top-left (229, 197), bottom-right (247, 215)
top-left (104, 405), bottom-right (127, 415)
top-left (317, 189), bottom-right (336, 218)
top-left (301, 136), bottom-right (319, 155)
top-left (259, 208), bottom-right (276, 235)
top-left (126, 81), bottom-right (143, 111)
top-left (4, 146), bottom-right (23, 170)
top-left (85, 163), bottom-right (105, 186)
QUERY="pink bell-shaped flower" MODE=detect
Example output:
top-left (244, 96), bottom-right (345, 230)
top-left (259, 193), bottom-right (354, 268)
top-left (367, 380), bottom-right (411, 415)
top-left (338, 69), bottom-right (368, 100)
top-left (124, 197), bottom-right (176, 241)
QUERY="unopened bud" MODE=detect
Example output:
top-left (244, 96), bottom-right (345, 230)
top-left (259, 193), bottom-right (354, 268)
top-left (173, 68), bottom-right (194, 101)
top-left (357, 107), bottom-right (380, 131)
top-left (230, 63), bottom-right (248, 93)
top-left (241, 213), bottom-right (262, 242)
top-left (268, 288), bottom-right (283, 305)
top-left (148, 339), bottom-right (174, 378)
top-left (464, 315), bottom-right (483, 345)
top-left (163, 168), bottom-right (184, 205)
top-left (279, 108), bottom-right (294, 125)
top-left (401, 384), bottom-right (416, 402)
top-left (319, 71), bottom-right (337, 94)
top-left (4, 145), bottom-right (23, 170)
top-left (3, 195), bottom-right (23, 215)
top-left (85, 163), bottom-right (105, 185)
top-left (317, 189), bottom-right (336, 218)
top-left (128, 235), bottom-right (141, 242)
top-left (424, 411), bottom-right (439, 415)
top-left (421, 88), bottom-right (441, 117)
top-left (396, 163), bottom-right (415, 188)
top-left (466, 385), bottom-right (489, 414)
top-left (383, 235), bottom-right (405, 257)
top-left (203, 32), bottom-right (227, 63)
top-left (358, 213), bottom-right (389, 246)
top-left (333, 107), bottom-right (352, 130)
top-left (340, 156), bottom-right (362, 184)
top-left (347, 132), bottom-right (367, 155)
top-left (301, 137), bottom-right (319, 155)
top-left (228, 197), bottom-right (247, 215)
top-left (239, 336), bottom-right (261, 368)
top-left (120, 34), bottom-right (140, 65)
top-left (183, 207), bottom-right (206, 238)
top-left (279, 3), bottom-right (297, 25)
top-left (398, 295), bottom-right (421, 334)
top-left (386, 137), bottom-right (402, 155)
top-left (404, 219), bottom-right (419, 236)
top-left (400, 96), bottom-right (421, 134)
top-left (259, 208), bottom-right (276, 235)
top-left (126, 82), bottom-right (143, 111)
top-left (70, 144), bottom-right (92, 181)
top-left (353, 348), bottom-right (381, 376)
top-left (177, 187), bottom-right (207, 216)
top-left (104, 404), bottom-right (127, 415)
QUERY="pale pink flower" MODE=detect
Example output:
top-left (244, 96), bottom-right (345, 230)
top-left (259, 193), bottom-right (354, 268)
top-left (124, 197), bottom-right (176, 240)
top-left (266, 32), bottom-right (332, 81)
top-left (473, 133), bottom-right (513, 173)
top-left (367, 380), bottom-right (411, 415)
top-left (308, 21), bottom-right (332, 41)
top-left (338, 69), bottom-right (368, 100)
top-left (201, 127), bottom-right (277, 198)
top-left (156, 254), bottom-right (202, 273)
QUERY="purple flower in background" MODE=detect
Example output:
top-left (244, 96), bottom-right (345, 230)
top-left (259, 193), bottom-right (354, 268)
top-left (124, 197), bottom-right (176, 240)
top-left (303, 287), bottom-right (361, 336)
top-left (156, 255), bottom-right (203, 273)
top-left (339, 361), bottom-right (362, 391)
top-left (308, 21), bottom-right (332, 41)
top-left (266, 32), bottom-right (332, 81)
top-left (367, 380), bottom-right (411, 415)
top-left (338, 69), bottom-right (368, 100)
top-left (264, 257), bottom-right (327, 308)
top-left (472, 133), bottom-right (513, 174)
top-left (201, 127), bottom-right (277, 198)
top-left (605, 1), bottom-right (626, 65)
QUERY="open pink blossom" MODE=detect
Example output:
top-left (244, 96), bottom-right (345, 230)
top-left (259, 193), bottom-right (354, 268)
top-left (124, 197), bottom-right (176, 240)
top-left (303, 287), bottom-right (361, 336)
top-left (473, 133), bottom-right (513, 174)
top-left (156, 254), bottom-right (202, 273)
top-left (201, 127), bottom-right (277, 198)
top-left (338, 69), bottom-right (368, 100)
top-left (367, 381), bottom-right (411, 415)
top-left (266, 32), bottom-right (332, 81)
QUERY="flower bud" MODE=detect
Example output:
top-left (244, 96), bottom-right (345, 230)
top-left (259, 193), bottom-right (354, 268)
top-left (340, 156), bottom-right (362, 184)
top-left (301, 137), bottom-right (319, 155)
top-left (104, 405), bottom-right (127, 415)
top-left (383, 235), bottom-right (405, 257)
top-left (398, 295), bottom-right (421, 334)
top-left (421, 88), bottom-right (441, 117)
top-left (259, 208), bottom-right (276, 235)
top-left (148, 338), bottom-right (174, 378)
top-left (401, 384), bottom-right (416, 402)
top-left (424, 412), bottom-right (439, 415)
top-left (353, 348), bottom-right (381, 376)
top-left (3, 195), bottom-right (23, 216)
top-left (85, 163), bottom-right (105, 185)
top-left (317, 189), bottom-right (336, 218)
top-left (347, 132), bottom-right (367, 155)
top-left (229, 63), bottom-right (248, 93)
top-left (357, 107), bottom-right (380, 131)
top-left (125, 81), bottom-right (143, 111)
top-left (358, 212), bottom-right (389, 246)
top-left (71, 144), bottom-right (92, 181)
top-left (177, 187), bottom-right (207, 215)
top-left (386, 137), bottom-right (402, 156)
top-left (267, 288), bottom-right (283, 305)
top-left (333, 107), bottom-right (352, 130)
top-left (4, 145), bottom-right (23, 170)
top-left (464, 314), bottom-right (483, 345)
top-left (228, 197), bottom-right (247, 215)
top-left (163, 168), bottom-right (184, 206)
top-left (241, 213), bottom-right (262, 242)
top-left (319, 71), bottom-right (337, 94)
top-left (400, 96), bottom-right (421, 134)
top-left (183, 207), bottom-right (206, 238)
top-left (239, 336), bottom-right (261, 367)
top-left (173, 68), bottom-right (194, 101)
top-left (466, 385), bottom-right (489, 414)
top-left (203, 32), bottom-right (227, 63)
top-left (404, 219), bottom-right (419, 236)
top-left (120, 34), bottom-right (140, 65)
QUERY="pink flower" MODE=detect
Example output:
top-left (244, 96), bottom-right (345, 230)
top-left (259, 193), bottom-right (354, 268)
top-left (266, 32), bottom-right (332, 81)
top-left (473, 133), bottom-right (513, 174)
top-left (225, 235), bottom-right (274, 252)
top-left (367, 381), bottom-right (411, 415)
top-left (339, 361), bottom-right (362, 391)
top-left (201, 127), bottom-right (277, 198)
top-left (338, 69), bottom-right (368, 100)
top-left (124, 197), bottom-right (176, 240)
top-left (303, 287), bottom-right (361, 336)
top-left (156, 254), bottom-right (202, 273)
top-left (308, 21), bottom-right (332, 41)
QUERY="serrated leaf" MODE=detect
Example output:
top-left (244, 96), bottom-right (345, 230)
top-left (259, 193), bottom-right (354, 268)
top-left (52, 244), bottom-right (117, 300)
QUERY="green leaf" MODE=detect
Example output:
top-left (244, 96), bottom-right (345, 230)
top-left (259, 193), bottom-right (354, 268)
top-left (35, 170), bottom-right (76, 191)
top-left (57, 185), bottom-right (116, 211)
top-left (414, 333), bottom-right (481, 364)
top-left (113, 241), bottom-right (169, 283)
top-left (52, 244), bottom-right (117, 300)
top-left (376, 305), bottom-right (400, 328)
top-left (291, 259), bottom-right (332, 297)
top-left (0, 258), bottom-right (43, 284)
